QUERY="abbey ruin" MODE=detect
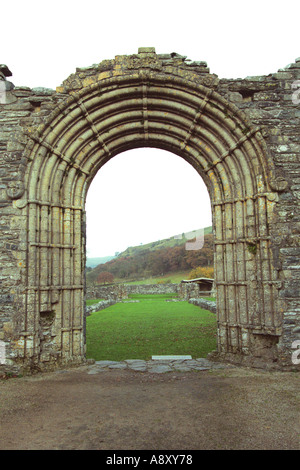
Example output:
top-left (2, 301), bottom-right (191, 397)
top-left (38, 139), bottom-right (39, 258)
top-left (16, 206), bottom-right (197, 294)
top-left (0, 48), bottom-right (299, 374)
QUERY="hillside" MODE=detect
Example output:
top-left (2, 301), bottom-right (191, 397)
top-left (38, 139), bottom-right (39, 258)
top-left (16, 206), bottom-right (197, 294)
top-left (86, 255), bottom-right (115, 268)
top-left (120, 226), bottom-right (213, 257)
top-left (86, 226), bottom-right (213, 285)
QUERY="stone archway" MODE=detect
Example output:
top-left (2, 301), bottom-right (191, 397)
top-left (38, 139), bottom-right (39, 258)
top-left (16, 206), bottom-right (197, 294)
top-left (2, 48), bottom-right (299, 374)
top-left (17, 49), bottom-right (282, 369)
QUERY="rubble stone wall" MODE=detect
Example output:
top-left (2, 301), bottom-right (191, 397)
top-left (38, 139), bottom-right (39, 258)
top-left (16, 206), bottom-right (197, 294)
top-left (86, 283), bottom-right (179, 300)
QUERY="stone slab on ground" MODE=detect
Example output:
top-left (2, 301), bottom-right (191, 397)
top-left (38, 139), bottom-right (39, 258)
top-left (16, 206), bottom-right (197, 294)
top-left (147, 364), bottom-right (173, 373)
top-left (124, 359), bottom-right (147, 365)
top-left (88, 357), bottom-right (231, 374)
top-left (95, 360), bottom-right (119, 367)
top-left (108, 363), bottom-right (128, 370)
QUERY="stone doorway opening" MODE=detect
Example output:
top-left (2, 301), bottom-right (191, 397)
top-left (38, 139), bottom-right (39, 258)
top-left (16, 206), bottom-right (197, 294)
top-left (84, 147), bottom-right (214, 361)
top-left (85, 148), bottom-right (212, 272)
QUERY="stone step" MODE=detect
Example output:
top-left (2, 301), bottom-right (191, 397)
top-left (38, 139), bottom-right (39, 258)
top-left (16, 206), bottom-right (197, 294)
top-left (87, 357), bottom-right (231, 374)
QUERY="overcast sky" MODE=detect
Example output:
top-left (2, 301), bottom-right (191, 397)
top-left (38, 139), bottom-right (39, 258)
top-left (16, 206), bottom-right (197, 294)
top-left (2, 0), bottom-right (299, 257)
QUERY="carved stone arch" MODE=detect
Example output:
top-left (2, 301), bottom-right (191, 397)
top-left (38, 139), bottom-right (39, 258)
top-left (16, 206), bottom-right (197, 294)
top-left (19, 61), bottom-right (283, 368)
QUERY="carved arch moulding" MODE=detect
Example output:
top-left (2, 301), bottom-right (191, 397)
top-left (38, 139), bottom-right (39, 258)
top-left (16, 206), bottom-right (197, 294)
top-left (0, 48), bottom-right (299, 374)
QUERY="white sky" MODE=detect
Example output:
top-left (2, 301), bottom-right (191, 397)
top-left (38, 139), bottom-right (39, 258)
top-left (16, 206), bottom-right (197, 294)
top-left (2, 0), bottom-right (299, 257)
top-left (86, 149), bottom-right (211, 256)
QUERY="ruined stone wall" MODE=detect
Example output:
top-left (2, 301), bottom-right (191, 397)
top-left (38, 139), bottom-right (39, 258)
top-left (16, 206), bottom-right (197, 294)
top-left (86, 284), bottom-right (128, 301)
top-left (188, 298), bottom-right (217, 314)
top-left (86, 283), bottom-right (179, 300)
top-left (0, 84), bottom-right (68, 371)
top-left (217, 63), bottom-right (300, 362)
top-left (178, 282), bottom-right (214, 300)
top-left (126, 283), bottom-right (179, 296)
top-left (0, 50), bottom-right (299, 373)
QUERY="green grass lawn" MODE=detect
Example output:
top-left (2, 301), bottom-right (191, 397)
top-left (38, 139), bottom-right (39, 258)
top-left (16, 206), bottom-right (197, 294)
top-left (86, 294), bottom-right (217, 361)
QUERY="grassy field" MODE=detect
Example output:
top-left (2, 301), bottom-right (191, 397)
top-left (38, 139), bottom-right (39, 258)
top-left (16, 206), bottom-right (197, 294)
top-left (86, 294), bottom-right (217, 361)
top-left (120, 271), bottom-right (191, 285)
top-left (87, 272), bottom-right (190, 288)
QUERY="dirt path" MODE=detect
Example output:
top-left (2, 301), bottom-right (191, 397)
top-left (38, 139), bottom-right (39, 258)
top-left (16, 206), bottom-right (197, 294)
top-left (0, 364), bottom-right (299, 450)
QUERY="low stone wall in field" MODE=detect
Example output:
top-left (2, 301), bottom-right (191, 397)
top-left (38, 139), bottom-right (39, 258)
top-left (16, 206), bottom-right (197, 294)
top-left (86, 283), bottom-right (179, 300)
top-left (188, 298), bottom-right (217, 313)
top-left (86, 298), bottom-right (142, 315)
top-left (86, 299), bottom-right (117, 315)
top-left (126, 284), bottom-right (179, 295)
top-left (86, 284), bottom-right (128, 300)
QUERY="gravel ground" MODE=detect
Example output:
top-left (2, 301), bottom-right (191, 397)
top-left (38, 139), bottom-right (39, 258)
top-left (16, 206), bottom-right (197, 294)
top-left (0, 364), bottom-right (299, 450)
